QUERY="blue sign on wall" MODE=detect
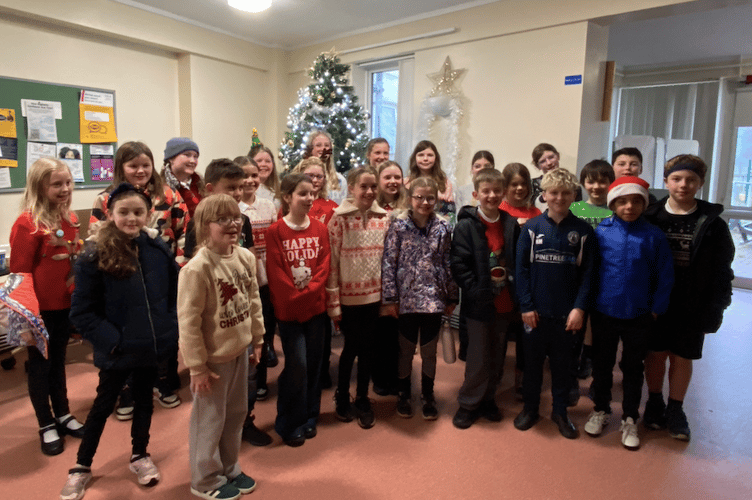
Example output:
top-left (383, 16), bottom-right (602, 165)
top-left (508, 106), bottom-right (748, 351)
top-left (565, 75), bottom-right (583, 85)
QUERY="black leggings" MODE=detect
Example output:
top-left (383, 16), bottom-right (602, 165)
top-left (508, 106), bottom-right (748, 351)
top-left (28, 309), bottom-right (71, 428)
top-left (337, 303), bottom-right (380, 399)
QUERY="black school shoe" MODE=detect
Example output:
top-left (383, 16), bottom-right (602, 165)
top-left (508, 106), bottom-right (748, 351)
top-left (57, 415), bottom-right (86, 439)
top-left (353, 397), bottom-right (375, 429)
top-left (39, 424), bottom-right (64, 456)
top-left (479, 400), bottom-right (502, 422)
top-left (452, 407), bottom-right (480, 429)
top-left (551, 412), bottom-right (579, 439)
top-left (241, 416), bottom-right (272, 446)
top-left (513, 409), bottom-right (540, 431)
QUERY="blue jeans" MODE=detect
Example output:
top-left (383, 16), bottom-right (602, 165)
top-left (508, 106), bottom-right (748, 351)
top-left (275, 313), bottom-right (326, 439)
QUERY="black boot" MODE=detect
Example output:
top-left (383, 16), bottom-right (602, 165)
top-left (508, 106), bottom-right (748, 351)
top-left (421, 375), bottom-right (438, 420)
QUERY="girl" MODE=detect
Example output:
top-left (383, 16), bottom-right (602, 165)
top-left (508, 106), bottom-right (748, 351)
top-left (499, 163), bottom-right (542, 226)
top-left (293, 157), bottom-right (338, 226)
top-left (456, 151), bottom-right (495, 209)
top-left (405, 140), bottom-right (456, 227)
top-left (305, 129), bottom-right (348, 205)
top-left (382, 177), bottom-right (458, 419)
top-left (530, 143), bottom-right (582, 211)
top-left (249, 144), bottom-right (281, 208)
top-left (365, 138), bottom-right (390, 167)
top-left (266, 173), bottom-right (331, 446)
top-left (498, 162), bottom-right (541, 398)
top-left (61, 184), bottom-right (178, 500)
top-left (376, 161), bottom-right (408, 213)
top-left (293, 157), bottom-right (338, 389)
top-left (234, 156), bottom-right (277, 446)
top-left (162, 137), bottom-right (203, 219)
top-left (328, 167), bottom-right (390, 428)
top-left (90, 141), bottom-right (188, 416)
top-left (371, 160), bottom-right (408, 397)
top-left (178, 195), bottom-right (263, 500)
top-left (10, 158), bottom-right (84, 456)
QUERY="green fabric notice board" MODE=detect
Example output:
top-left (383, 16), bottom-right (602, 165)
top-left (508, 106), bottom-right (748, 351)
top-left (0, 76), bottom-right (116, 192)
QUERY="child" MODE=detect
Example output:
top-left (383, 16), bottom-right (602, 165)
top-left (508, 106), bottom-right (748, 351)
top-left (61, 184), bottom-right (179, 500)
top-left (376, 161), bottom-right (408, 213)
top-left (455, 150), bottom-right (495, 210)
top-left (405, 140), bottom-right (456, 227)
top-left (643, 155), bottom-right (735, 442)
top-left (162, 137), bottom-right (203, 218)
top-left (568, 159), bottom-right (615, 382)
top-left (266, 173), bottom-right (331, 446)
top-left (293, 157), bottom-right (338, 388)
top-left (371, 160), bottom-right (408, 396)
top-left (90, 141), bottom-right (189, 265)
top-left (365, 137), bottom-right (390, 168)
top-left (530, 143), bottom-right (583, 211)
top-left (499, 162), bottom-right (542, 225)
top-left (382, 177), bottom-right (458, 420)
top-left (178, 195), bottom-right (263, 500)
top-left (498, 162), bottom-right (541, 397)
top-left (235, 155), bottom-right (279, 402)
top-left (293, 157), bottom-right (338, 226)
top-left (9, 158), bottom-right (84, 456)
top-left (584, 177), bottom-right (674, 449)
top-left (612, 147), bottom-right (643, 179)
top-left (249, 144), bottom-right (281, 207)
top-left (328, 166), bottom-right (390, 428)
top-left (514, 168), bottom-right (595, 439)
top-left (451, 169), bottom-right (519, 429)
top-left (305, 129), bottom-right (348, 205)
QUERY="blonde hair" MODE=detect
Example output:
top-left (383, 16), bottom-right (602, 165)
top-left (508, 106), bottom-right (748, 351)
top-left (540, 168), bottom-right (579, 193)
top-left (377, 161), bottom-right (408, 209)
top-left (306, 129), bottom-right (340, 192)
top-left (249, 145), bottom-right (281, 196)
top-left (21, 158), bottom-right (76, 232)
top-left (293, 157), bottom-right (328, 199)
top-left (193, 194), bottom-right (241, 249)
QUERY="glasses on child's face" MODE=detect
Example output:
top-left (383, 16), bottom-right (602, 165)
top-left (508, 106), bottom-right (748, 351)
top-left (306, 173), bottom-right (325, 180)
top-left (213, 216), bottom-right (243, 227)
top-left (411, 194), bottom-right (437, 205)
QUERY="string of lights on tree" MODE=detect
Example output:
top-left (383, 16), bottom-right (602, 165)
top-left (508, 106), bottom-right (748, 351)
top-left (279, 49), bottom-right (370, 173)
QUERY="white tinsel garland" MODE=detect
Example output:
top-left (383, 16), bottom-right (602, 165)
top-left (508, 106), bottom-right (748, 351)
top-left (416, 93), bottom-right (463, 188)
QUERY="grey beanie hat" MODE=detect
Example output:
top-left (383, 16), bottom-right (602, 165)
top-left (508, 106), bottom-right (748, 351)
top-left (164, 137), bottom-right (199, 161)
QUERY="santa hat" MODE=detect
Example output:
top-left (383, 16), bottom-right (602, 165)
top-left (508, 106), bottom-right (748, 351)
top-left (607, 176), bottom-right (650, 208)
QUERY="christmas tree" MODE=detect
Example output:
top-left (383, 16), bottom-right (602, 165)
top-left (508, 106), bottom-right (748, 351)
top-left (279, 50), bottom-right (370, 174)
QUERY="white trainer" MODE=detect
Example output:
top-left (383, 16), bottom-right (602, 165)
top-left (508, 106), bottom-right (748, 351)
top-left (60, 469), bottom-right (92, 500)
top-left (129, 455), bottom-right (161, 486)
top-left (621, 417), bottom-right (640, 450)
top-left (584, 410), bottom-right (608, 436)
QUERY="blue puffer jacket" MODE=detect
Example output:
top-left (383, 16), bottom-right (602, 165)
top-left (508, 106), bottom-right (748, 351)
top-left (594, 215), bottom-right (674, 319)
top-left (70, 229), bottom-right (179, 371)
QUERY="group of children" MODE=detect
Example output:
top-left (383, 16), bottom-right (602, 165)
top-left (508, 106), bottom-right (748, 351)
top-left (7, 134), bottom-right (734, 500)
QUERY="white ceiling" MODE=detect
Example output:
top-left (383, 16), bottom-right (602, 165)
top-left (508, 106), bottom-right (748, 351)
top-left (111, 0), bottom-right (498, 49)
top-left (113, 0), bottom-right (752, 67)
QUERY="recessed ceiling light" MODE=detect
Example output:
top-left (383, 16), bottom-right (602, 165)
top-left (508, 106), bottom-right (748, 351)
top-left (228, 0), bottom-right (271, 14)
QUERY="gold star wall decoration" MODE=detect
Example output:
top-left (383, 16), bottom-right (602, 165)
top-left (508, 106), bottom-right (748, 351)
top-left (428, 57), bottom-right (466, 97)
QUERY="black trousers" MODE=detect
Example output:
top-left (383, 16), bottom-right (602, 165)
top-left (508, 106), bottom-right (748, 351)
top-left (523, 316), bottom-right (573, 416)
top-left (590, 311), bottom-right (651, 421)
top-left (338, 303), bottom-right (380, 398)
top-left (76, 366), bottom-right (157, 467)
top-left (28, 309), bottom-right (71, 428)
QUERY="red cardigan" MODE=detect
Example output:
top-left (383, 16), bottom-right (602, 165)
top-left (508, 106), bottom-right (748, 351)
top-left (10, 211), bottom-right (82, 311)
top-left (265, 217), bottom-right (330, 323)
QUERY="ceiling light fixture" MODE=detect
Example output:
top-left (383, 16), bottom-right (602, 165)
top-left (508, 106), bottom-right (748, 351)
top-left (228, 0), bottom-right (271, 14)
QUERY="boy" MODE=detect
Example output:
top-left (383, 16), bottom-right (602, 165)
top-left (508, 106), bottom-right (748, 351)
top-left (184, 159), bottom-right (271, 447)
top-left (612, 147), bottom-right (644, 179)
top-left (584, 177), bottom-right (674, 449)
top-left (643, 155), bottom-right (735, 441)
top-left (451, 169), bottom-right (520, 429)
top-left (514, 168), bottom-right (595, 439)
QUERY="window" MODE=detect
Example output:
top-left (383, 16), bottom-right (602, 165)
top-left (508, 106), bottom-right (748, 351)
top-left (371, 70), bottom-right (399, 159)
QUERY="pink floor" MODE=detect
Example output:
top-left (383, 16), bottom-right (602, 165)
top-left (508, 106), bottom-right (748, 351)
top-left (2, 290), bottom-right (752, 499)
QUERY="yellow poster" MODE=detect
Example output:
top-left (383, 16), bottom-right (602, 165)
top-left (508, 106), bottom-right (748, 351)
top-left (79, 90), bottom-right (117, 143)
top-left (0, 109), bottom-right (16, 138)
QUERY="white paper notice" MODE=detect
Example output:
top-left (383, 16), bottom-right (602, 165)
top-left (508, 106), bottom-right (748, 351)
top-left (80, 90), bottom-right (114, 107)
top-left (21, 100), bottom-right (63, 119)
top-left (57, 143), bottom-right (84, 183)
top-left (0, 168), bottom-right (10, 189)
top-left (26, 142), bottom-right (57, 172)
top-left (84, 111), bottom-right (110, 122)
top-left (90, 145), bottom-right (114, 156)
top-left (26, 102), bottom-right (58, 143)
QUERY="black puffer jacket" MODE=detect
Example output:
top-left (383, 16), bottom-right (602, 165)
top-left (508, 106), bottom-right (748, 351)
top-left (451, 206), bottom-right (520, 322)
top-left (70, 230), bottom-right (179, 370)
top-left (644, 197), bottom-right (735, 333)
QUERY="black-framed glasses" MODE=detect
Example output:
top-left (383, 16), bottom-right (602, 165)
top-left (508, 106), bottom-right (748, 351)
top-left (213, 216), bottom-right (243, 227)
top-left (411, 194), bottom-right (437, 205)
